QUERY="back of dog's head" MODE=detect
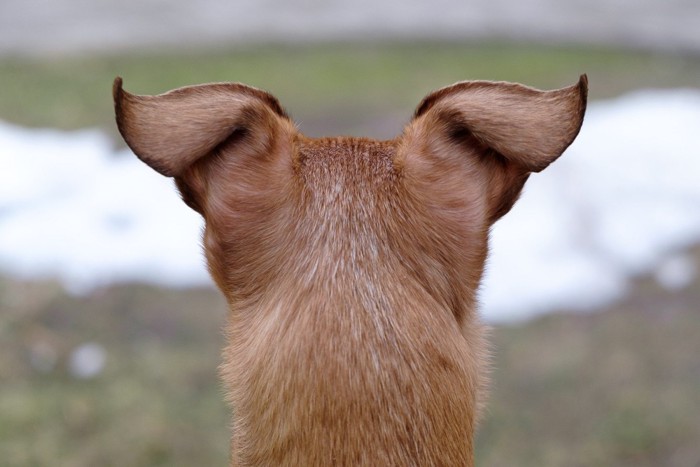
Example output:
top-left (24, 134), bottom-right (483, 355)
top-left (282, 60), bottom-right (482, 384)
top-left (114, 76), bottom-right (587, 313)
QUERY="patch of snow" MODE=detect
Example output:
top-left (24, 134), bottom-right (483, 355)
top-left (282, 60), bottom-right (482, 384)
top-left (0, 123), bottom-right (206, 294)
top-left (68, 342), bottom-right (107, 379)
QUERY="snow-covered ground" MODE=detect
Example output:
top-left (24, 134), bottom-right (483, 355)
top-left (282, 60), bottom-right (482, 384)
top-left (1, 90), bottom-right (699, 322)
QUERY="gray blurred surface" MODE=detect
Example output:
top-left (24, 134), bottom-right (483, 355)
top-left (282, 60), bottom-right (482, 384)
top-left (2, 0), bottom-right (700, 56)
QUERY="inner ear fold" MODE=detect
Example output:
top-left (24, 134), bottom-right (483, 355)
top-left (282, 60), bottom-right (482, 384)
top-left (113, 77), bottom-right (291, 177)
top-left (410, 75), bottom-right (588, 173)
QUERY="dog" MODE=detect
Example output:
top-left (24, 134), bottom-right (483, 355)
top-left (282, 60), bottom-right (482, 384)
top-left (114, 74), bottom-right (587, 466)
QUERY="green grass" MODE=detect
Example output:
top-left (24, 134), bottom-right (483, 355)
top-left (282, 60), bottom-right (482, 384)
top-left (0, 280), bottom-right (230, 467)
top-left (1, 42), bottom-right (699, 137)
top-left (476, 268), bottom-right (700, 466)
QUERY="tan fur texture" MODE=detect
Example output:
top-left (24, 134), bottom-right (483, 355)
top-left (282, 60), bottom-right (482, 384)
top-left (113, 75), bottom-right (588, 466)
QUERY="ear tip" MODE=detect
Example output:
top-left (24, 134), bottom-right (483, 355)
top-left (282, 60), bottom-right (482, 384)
top-left (576, 73), bottom-right (589, 121)
top-left (577, 74), bottom-right (589, 101)
top-left (113, 77), bottom-right (124, 101)
top-left (113, 77), bottom-right (128, 140)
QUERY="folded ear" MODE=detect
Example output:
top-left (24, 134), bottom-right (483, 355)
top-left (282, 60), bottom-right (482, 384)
top-left (113, 77), bottom-right (291, 177)
top-left (411, 75), bottom-right (588, 172)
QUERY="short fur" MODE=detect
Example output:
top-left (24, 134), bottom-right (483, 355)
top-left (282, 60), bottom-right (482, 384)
top-left (114, 75), bottom-right (588, 466)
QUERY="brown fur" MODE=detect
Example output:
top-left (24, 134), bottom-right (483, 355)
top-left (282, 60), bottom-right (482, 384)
top-left (113, 75), bottom-right (588, 466)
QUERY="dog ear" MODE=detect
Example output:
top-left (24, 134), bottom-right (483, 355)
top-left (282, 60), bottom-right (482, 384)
top-left (399, 76), bottom-right (587, 223)
top-left (113, 77), bottom-right (291, 177)
top-left (409, 75), bottom-right (588, 173)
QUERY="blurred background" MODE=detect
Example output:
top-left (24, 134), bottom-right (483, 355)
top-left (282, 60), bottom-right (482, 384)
top-left (1, 1), bottom-right (699, 466)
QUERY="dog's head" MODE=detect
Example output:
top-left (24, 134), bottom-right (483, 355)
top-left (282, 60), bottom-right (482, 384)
top-left (114, 76), bottom-right (587, 314)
